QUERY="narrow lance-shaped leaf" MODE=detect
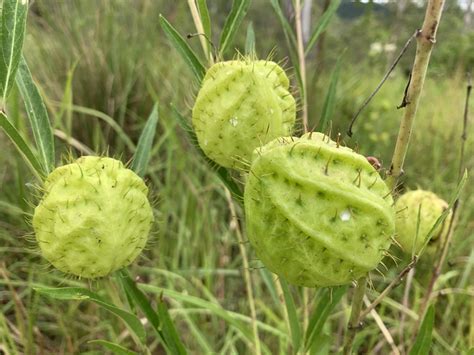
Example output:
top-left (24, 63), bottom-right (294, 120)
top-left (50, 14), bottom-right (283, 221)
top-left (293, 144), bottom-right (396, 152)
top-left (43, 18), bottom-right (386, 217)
top-left (280, 279), bottom-right (302, 352)
top-left (34, 286), bottom-right (147, 344)
top-left (304, 286), bottom-right (347, 351)
top-left (0, 0), bottom-right (28, 101)
top-left (0, 112), bottom-right (43, 179)
top-left (219, 0), bottom-right (251, 56)
top-left (16, 56), bottom-right (55, 174)
top-left (116, 269), bottom-right (170, 351)
top-left (245, 22), bottom-right (255, 56)
top-left (305, 0), bottom-right (341, 56)
top-left (196, 0), bottom-right (212, 51)
top-left (409, 305), bottom-right (435, 355)
top-left (131, 103), bottom-right (159, 178)
top-left (159, 15), bottom-right (206, 83)
top-left (156, 295), bottom-right (187, 355)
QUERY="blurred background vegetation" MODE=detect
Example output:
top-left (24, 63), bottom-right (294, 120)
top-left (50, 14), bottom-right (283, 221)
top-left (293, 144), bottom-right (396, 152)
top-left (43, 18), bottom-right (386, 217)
top-left (1, 0), bottom-right (473, 353)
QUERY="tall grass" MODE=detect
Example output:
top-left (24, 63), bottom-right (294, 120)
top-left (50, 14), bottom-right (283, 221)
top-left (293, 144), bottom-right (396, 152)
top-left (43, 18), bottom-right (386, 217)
top-left (1, 1), bottom-right (472, 354)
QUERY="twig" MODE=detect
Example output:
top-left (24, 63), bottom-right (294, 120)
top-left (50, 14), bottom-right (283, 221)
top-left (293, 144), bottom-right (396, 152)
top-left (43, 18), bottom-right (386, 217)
top-left (225, 189), bottom-right (261, 355)
top-left (359, 257), bottom-right (417, 320)
top-left (343, 277), bottom-right (366, 355)
top-left (414, 71), bottom-right (471, 336)
top-left (347, 31), bottom-right (417, 137)
top-left (295, 0), bottom-right (308, 132)
top-left (399, 267), bottom-right (415, 352)
top-left (386, 0), bottom-right (446, 190)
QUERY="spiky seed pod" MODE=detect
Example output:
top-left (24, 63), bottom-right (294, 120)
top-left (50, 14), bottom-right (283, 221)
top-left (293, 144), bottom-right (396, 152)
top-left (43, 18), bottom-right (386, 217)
top-left (244, 133), bottom-right (395, 287)
top-left (192, 59), bottom-right (296, 169)
top-left (33, 156), bottom-right (154, 278)
top-left (394, 190), bottom-right (451, 255)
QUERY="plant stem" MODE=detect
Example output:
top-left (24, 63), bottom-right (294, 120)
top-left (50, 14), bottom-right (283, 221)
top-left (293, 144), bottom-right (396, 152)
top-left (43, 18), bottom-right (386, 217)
top-left (343, 277), bottom-right (366, 355)
top-left (359, 257), bottom-right (417, 320)
top-left (225, 190), bottom-right (261, 355)
top-left (386, 0), bottom-right (446, 190)
top-left (295, 0), bottom-right (308, 132)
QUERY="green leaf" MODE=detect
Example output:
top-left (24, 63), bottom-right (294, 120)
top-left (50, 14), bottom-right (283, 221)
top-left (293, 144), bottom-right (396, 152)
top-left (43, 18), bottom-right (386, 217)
top-left (139, 284), bottom-right (256, 342)
top-left (304, 286), bottom-right (347, 351)
top-left (156, 295), bottom-right (187, 355)
top-left (269, 0), bottom-right (297, 50)
top-left (34, 287), bottom-right (146, 344)
top-left (244, 22), bottom-right (255, 56)
top-left (410, 305), bottom-right (435, 355)
top-left (0, 112), bottom-right (43, 179)
top-left (219, 0), bottom-right (251, 56)
top-left (280, 279), bottom-right (302, 352)
top-left (171, 105), bottom-right (242, 201)
top-left (116, 270), bottom-right (169, 349)
top-left (159, 15), bottom-right (206, 83)
top-left (305, 0), bottom-right (341, 56)
top-left (131, 103), bottom-right (159, 178)
top-left (16, 56), bottom-right (55, 174)
top-left (196, 0), bottom-right (212, 48)
top-left (318, 54), bottom-right (343, 133)
top-left (0, 0), bottom-right (28, 101)
top-left (88, 340), bottom-right (138, 355)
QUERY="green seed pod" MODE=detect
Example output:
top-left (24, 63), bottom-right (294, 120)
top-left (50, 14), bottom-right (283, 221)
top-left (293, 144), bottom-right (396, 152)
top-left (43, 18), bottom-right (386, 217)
top-left (33, 156), bottom-right (154, 278)
top-left (192, 59), bottom-right (296, 169)
top-left (244, 133), bottom-right (395, 287)
top-left (394, 190), bottom-right (451, 255)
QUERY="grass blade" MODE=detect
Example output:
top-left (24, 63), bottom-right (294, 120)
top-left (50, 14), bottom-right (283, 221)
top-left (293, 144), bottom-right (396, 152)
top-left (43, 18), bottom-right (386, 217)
top-left (305, 0), bottom-right (341, 56)
top-left (317, 54), bottom-right (343, 133)
top-left (34, 287), bottom-right (146, 344)
top-left (88, 340), bottom-right (138, 355)
top-left (159, 15), bottom-right (206, 83)
top-left (16, 56), bottom-right (55, 174)
top-left (409, 305), bottom-right (435, 355)
top-left (245, 22), bottom-right (255, 56)
top-left (0, 0), bottom-right (28, 101)
top-left (0, 112), bottom-right (43, 178)
top-left (131, 103), bottom-right (159, 178)
top-left (280, 279), bottom-right (302, 352)
top-left (304, 286), bottom-right (347, 351)
top-left (219, 0), bottom-right (251, 56)
top-left (171, 105), bottom-right (242, 200)
top-left (157, 295), bottom-right (187, 355)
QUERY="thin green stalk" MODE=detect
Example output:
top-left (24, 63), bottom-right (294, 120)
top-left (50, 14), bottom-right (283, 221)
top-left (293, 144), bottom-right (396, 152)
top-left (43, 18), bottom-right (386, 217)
top-left (342, 277), bottom-right (366, 355)
top-left (295, 0), bottom-right (308, 132)
top-left (225, 190), bottom-right (261, 355)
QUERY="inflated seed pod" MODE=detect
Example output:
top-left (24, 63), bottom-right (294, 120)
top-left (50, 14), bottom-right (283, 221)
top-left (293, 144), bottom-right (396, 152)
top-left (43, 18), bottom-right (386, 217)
top-left (394, 190), bottom-right (451, 255)
top-left (33, 156), bottom-right (154, 278)
top-left (244, 133), bottom-right (395, 287)
top-left (192, 59), bottom-right (296, 169)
